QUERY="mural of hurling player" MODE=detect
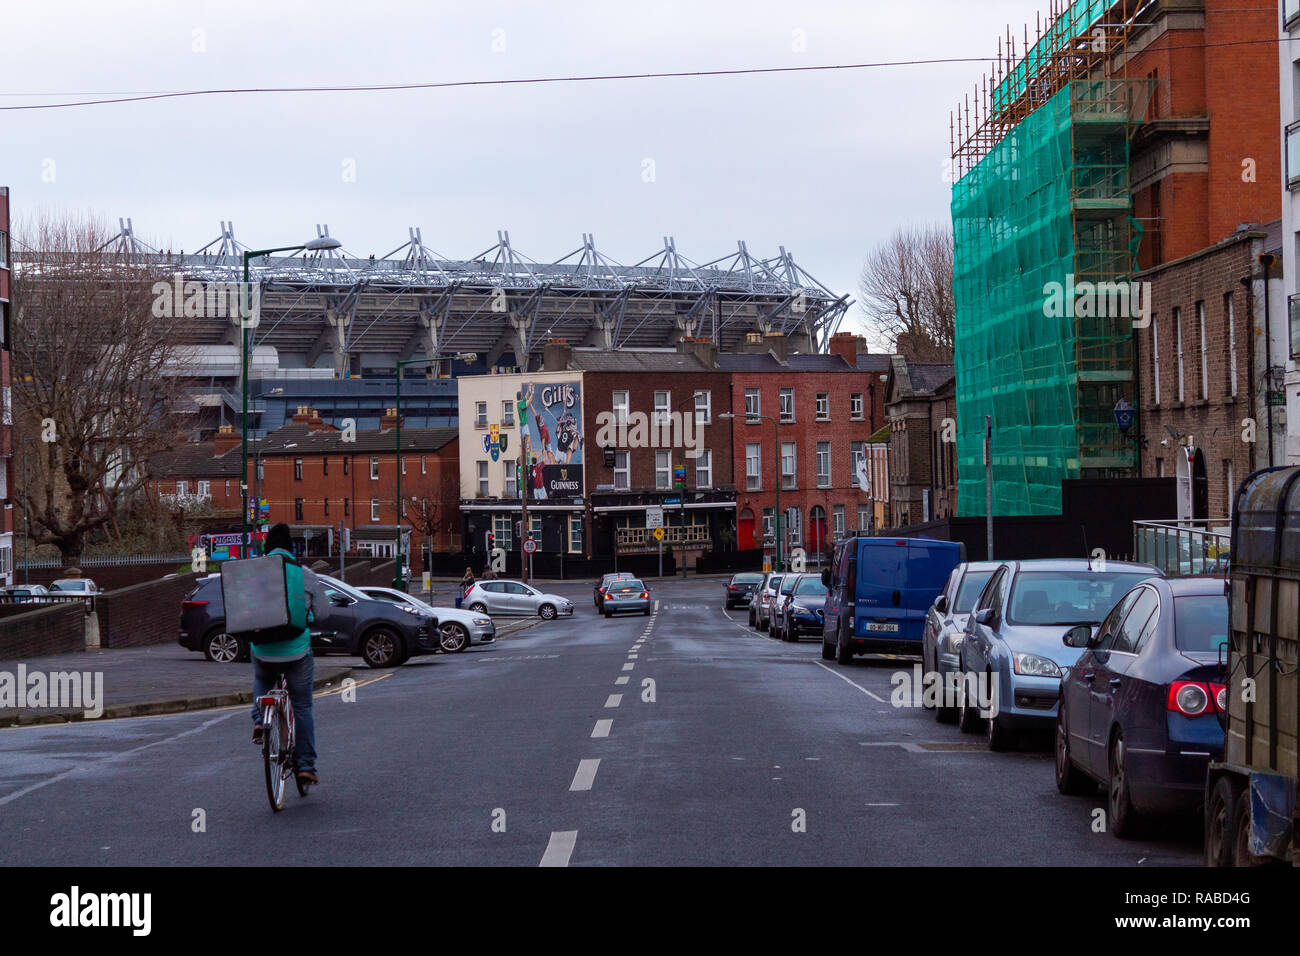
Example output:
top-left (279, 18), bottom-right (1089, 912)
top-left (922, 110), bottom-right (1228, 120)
top-left (555, 412), bottom-right (581, 464)
top-left (524, 385), bottom-right (556, 465)
top-left (530, 453), bottom-right (547, 501)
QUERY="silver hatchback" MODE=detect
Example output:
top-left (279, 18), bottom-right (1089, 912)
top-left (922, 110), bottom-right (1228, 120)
top-left (464, 580), bottom-right (575, 620)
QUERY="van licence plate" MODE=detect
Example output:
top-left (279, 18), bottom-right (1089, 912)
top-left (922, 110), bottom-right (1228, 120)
top-left (865, 622), bottom-right (900, 633)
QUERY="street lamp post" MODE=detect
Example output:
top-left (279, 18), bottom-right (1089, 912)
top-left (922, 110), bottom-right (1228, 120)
top-left (393, 352), bottom-right (475, 590)
top-left (240, 237), bottom-right (341, 559)
top-left (720, 411), bottom-right (782, 572)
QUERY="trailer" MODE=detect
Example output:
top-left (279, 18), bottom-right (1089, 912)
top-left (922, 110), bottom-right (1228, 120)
top-left (1204, 466), bottom-right (1300, 866)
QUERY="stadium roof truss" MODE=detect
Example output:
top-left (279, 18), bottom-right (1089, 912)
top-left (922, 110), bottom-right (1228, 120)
top-left (122, 223), bottom-right (850, 371)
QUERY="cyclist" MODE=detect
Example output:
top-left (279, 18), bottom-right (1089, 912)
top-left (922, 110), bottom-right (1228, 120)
top-left (249, 523), bottom-right (320, 786)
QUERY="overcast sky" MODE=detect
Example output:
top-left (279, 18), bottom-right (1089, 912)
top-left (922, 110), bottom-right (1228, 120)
top-left (2, 0), bottom-right (1039, 344)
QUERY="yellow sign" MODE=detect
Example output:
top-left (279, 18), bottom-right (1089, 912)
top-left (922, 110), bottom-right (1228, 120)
top-left (652, 526), bottom-right (666, 542)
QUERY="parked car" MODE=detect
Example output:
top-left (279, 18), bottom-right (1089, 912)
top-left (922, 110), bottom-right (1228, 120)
top-left (0, 584), bottom-right (50, 603)
top-left (822, 536), bottom-right (964, 663)
top-left (358, 586), bottom-right (495, 653)
top-left (602, 578), bottom-right (651, 617)
top-left (958, 558), bottom-right (1163, 751)
top-left (178, 572), bottom-right (438, 668)
top-left (769, 573), bottom-right (804, 639)
top-left (49, 578), bottom-right (99, 605)
top-left (724, 572), bottom-right (764, 609)
top-left (1055, 576), bottom-right (1227, 837)
top-left (750, 573), bottom-right (784, 630)
top-left (921, 561), bottom-right (999, 722)
top-left (594, 572), bottom-right (635, 611)
top-left (775, 573), bottom-right (829, 642)
top-left (465, 580), bottom-right (574, 619)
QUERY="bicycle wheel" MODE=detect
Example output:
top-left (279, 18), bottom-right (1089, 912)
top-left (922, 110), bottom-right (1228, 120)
top-left (263, 704), bottom-right (289, 812)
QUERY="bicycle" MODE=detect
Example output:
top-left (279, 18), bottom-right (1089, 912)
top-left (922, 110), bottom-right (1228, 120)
top-left (260, 671), bottom-right (312, 811)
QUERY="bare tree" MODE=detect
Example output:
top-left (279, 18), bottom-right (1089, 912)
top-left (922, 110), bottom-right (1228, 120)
top-left (858, 224), bottom-right (955, 361)
top-left (11, 213), bottom-right (194, 564)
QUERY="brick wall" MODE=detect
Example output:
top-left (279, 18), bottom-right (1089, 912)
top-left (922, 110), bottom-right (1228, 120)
top-left (23, 562), bottom-right (189, 591)
top-left (95, 572), bottom-right (202, 648)
top-left (0, 603), bottom-right (86, 659)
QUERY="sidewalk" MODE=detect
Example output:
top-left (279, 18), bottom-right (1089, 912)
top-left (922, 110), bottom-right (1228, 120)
top-left (0, 645), bottom-right (356, 728)
top-left (0, 614), bottom-right (548, 728)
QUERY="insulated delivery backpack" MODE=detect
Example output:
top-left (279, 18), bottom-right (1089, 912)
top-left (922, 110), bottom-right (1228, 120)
top-left (220, 553), bottom-right (322, 642)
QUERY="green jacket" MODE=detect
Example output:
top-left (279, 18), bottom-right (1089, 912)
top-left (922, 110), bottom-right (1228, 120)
top-left (248, 548), bottom-right (313, 662)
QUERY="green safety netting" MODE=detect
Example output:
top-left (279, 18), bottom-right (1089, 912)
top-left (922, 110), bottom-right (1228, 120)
top-left (951, 80), bottom-right (1147, 516)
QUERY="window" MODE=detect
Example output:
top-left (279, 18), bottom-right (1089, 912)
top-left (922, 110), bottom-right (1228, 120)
top-left (695, 449), bottom-right (713, 489)
top-left (1197, 301), bottom-right (1208, 400)
top-left (477, 461), bottom-right (489, 496)
top-left (256, 459), bottom-right (264, 481)
top-left (502, 400), bottom-right (514, 426)
top-left (858, 505), bottom-right (871, 534)
top-left (224, 480), bottom-right (230, 497)
top-left (850, 393), bottom-right (864, 420)
top-left (475, 402), bottom-right (487, 427)
top-left (324, 498), bottom-right (330, 517)
top-left (816, 441), bottom-right (831, 488)
top-left (781, 441), bottom-right (797, 489)
top-left (654, 391), bottom-right (671, 424)
top-left (505, 462), bottom-right (517, 497)
top-left (1288, 118), bottom-right (1300, 189)
top-left (815, 392), bottom-right (829, 420)
top-left (833, 504), bottom-right (845, 536)
top-left (0, 229), bottom-right (7, 268)
top-left (1115, 588), bottom-right (1160, 654)
top-left (612, 391), bottom-right (630, 424)
top-left (850, 441), bottom-right (866, 486)
top-left (746, 443), bottom-right (762, 491)
top-left (421, 456), bottom-right (427, 475)
top-left (370, 457), bottom-right (379, 480)
top-left (569, 514), bottom-right (583, 554)
top-left (1225, 459), bottom-right (1235, 517)
top-left (779, 387), bottom-right (795, 423)
top-left (293, 458), bottom-right (303, 481)
top-left (1155, 458), bottom-right (1165, 478)
top-left (1225, 294), bottom-right (1238, 398)
top-left (197, 480), bottom-right (210, 498)
top-left (1174, 307), bottom-right (1184, 402)
top-left (1151, 313), bottom-right (1161, 405)
top-left (1287, 0), bottom-right (1300, 29)
top-left (401, 456), bottom-right (406, 476)
top-left (176, 480), bottom-right (188, 496)
top-left (371, 499), bottom-right (380, 522)
top-left (343, 457), bottom-right (350, 476)
top-left (694, 390), bottom-right (711, 424)
top-left (295, 498), bottom-right (304, 521)
top-left (322, 458), bottom-right (328, 476)
top-left (655, 450), bottom-right (672, 490)
top-left (745, 388), bottom-right (761, 423)
top-left (762, 508), bottom-right (774, 544)
top-left (493, 514), bottom-right (513, 550)
top-left (614, 451), bottom-right (630, 490)
top-left (344, 498), bottom-right (351, 516)
top-left (786, 507), bottom-right (802, 546)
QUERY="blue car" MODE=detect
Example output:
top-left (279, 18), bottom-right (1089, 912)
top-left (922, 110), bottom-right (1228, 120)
top-left (775, 573), bottom-right (828, 642)
top-left (958, 559), bottom-right (1163, 751)
top-left (1055, 576), bottom-right (1227, 837)
top-left (822, 536), bottom-right (964, 663)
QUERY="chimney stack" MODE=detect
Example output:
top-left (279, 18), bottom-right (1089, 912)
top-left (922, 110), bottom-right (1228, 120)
top-left (829, 331), bottom-right (868, 368)
top-left (762, 331), bottom-right (790, 363)
top-left (380, 407), bottom-right (402, 431)
top-left (543, 339), bottom-right (572, 372)
top-left (212, 424), bottom-right (240, 455)
top-left (676, 336), bottom-right (718, 368)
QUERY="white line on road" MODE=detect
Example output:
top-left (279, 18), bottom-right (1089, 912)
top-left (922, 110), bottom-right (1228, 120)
top-left (591, 719), bottom-right (612, 738)
top-left (615, 676), bottom-right (628, 685)
top-left (814, 661), bottom-right (888, 703)
top-left (605, 694), bottom-right (623, 708)
top-left (866, 803), bottom-right (901, 807)
top-left (622, 663), bottom-right (634, 671)
top-left (539, 830), bottom-right (579, 867)
top-left (654, 600), bottom-right (660, 612)
top-left (570, 758), bottom-right (601, 791)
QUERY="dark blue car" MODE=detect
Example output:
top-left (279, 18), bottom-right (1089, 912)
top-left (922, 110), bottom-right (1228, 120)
top-left (1055, 576), bottom-right (1227, 838)
top-left (775, 573), bottom-right (828, 642)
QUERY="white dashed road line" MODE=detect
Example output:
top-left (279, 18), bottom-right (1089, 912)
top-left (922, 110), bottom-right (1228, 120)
top-left (615, 676), bottom-right (628, 685)
top-left (622, 663), bottom-right (634, 671)
top-left (814, 661), bottom-right (889, 703)
top-left (605, 694), bottom-right (623, 708)
top-left (539, 830), bottom-right (578, 867)
top-left (591, 719), bottom-right (612, 738)
top-left (570, 758), bottom-right (601, 791)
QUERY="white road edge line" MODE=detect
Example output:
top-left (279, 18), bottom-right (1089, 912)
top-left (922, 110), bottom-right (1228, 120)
top-left (813, 661), bottom-right (888, 703)
top-left (539, 830), bottom-right (579, 867)
top-left (592, 719), bottom-right (612, 738)
top-left (570, 758), bottom-right (601, 791)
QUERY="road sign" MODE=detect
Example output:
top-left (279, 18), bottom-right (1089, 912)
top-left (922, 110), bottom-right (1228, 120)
top-left (652, 527), bottom-right (666, 542)
top-left (646, 506), bottom-right (664, 529)
top-left (523, 537), bottom-right (538, 554)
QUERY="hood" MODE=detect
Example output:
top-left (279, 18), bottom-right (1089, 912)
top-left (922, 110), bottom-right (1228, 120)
top-left (790, 594), bottom-right (827, 611)
top-left (999, 623), bottom-right (1093, 668)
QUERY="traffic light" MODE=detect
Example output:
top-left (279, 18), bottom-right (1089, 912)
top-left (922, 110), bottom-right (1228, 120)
top-left (486, 531), bottom-right (495, 551)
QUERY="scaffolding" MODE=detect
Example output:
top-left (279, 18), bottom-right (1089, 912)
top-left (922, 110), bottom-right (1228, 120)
top-left (949, 0), bottom-right (1154, 516)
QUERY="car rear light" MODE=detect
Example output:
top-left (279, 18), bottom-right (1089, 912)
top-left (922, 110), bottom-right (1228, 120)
top-left (640, 591), bottom-right (648, 599)
top-left (182, 600), bottom-right (209, 609)
top-left (1167, 681), bottom-right (1215, 717)
top-left (1211, 682), bottom-right (1227, 713)
top-left (728, 585), bottom-right (738, 591)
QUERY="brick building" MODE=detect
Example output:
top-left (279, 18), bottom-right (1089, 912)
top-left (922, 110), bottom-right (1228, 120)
top-left (1279, 2), bottom-right (1300, 465)
top-left (722, 335), bottom-right (886, 565)
top-left (149, 427), bottom-right (244, 514)
top-left (1134, 224), bottom-right (1286, 518)
top-left (884, 357), bottom-right (955, 528)
top-left (0, 187), bottom-right (12, 585)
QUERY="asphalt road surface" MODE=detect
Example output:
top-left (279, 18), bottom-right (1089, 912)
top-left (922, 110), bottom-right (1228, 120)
top-left (0, 577), bottom-right (1201, 866)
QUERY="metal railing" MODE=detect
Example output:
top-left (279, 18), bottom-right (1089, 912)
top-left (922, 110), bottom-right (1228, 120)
top-left (17, 553), bottom-right (189, 571)
top-left (617, 525), bottom-right (710, 554)
top-left (1133, 519), bottom-right (1231, 577)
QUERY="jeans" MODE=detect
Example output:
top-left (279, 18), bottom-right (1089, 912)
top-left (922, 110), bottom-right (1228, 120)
top-left (251, 653), bottom-right (316, 774)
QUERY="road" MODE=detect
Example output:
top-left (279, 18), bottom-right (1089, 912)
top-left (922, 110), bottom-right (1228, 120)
top-left (0, 577), bottom-right (1201, 866)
